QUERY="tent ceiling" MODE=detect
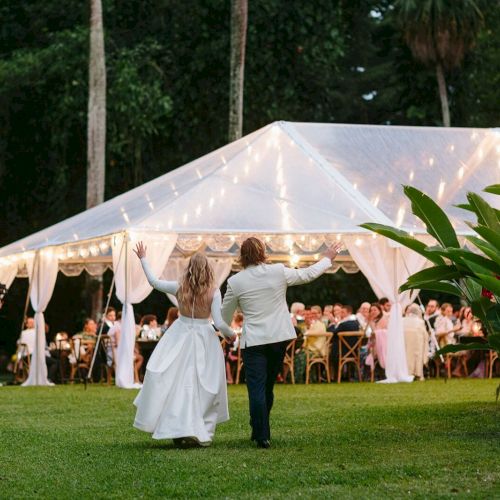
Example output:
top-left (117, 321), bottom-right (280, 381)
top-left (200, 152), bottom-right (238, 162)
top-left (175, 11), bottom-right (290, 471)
top-left (1, 121), bottom-right (498, 260)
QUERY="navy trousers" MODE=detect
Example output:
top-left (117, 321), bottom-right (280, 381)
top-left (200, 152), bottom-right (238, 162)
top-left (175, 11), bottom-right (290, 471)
top-left (241, 340), bottom-right (288, 441)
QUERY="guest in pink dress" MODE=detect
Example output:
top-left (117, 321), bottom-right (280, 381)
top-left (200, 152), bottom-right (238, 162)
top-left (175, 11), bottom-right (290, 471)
top-left (367, 303), bottom-right (388, 369)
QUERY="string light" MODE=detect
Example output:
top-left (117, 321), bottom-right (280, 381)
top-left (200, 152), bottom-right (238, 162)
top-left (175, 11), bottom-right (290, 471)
top-left (437, 181), bottom-right (446, 200)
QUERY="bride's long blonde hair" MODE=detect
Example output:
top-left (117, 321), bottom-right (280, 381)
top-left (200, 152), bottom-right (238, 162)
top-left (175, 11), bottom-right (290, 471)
top-left (177, 253), bottom-right (214, 310)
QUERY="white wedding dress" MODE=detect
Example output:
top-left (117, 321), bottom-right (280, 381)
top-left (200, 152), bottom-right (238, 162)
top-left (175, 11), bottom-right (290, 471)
top-left (133, 258), bottom-right (234, 444)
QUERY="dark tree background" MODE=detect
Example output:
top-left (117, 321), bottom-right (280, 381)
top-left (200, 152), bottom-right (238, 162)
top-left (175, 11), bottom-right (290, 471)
top-left (0, 0), bottom-right (498, 353)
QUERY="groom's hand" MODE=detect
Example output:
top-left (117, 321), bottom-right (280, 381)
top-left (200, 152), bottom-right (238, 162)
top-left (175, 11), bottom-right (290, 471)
top-left (323, 242), bottom-right (343, 261)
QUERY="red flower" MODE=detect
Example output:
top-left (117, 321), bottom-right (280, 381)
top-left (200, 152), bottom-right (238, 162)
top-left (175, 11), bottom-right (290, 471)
top-left (481, 288), bottom-right (494, 300)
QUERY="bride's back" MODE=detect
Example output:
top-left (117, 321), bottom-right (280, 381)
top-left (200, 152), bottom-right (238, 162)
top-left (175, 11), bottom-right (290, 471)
top-left (177, 288), bottom-right (215, 318)
top-left (177, 253), bottom-right (215, 319)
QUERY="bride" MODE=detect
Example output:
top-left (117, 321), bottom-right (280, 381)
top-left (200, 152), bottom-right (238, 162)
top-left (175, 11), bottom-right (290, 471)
top-left (132, 241), bottom-right (236, 447)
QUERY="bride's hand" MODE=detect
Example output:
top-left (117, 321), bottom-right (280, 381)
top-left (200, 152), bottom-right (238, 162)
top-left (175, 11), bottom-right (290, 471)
top-left (226, 334), bottom-right (237, 345)
top-left (133, 241), bottom-right (147, 259)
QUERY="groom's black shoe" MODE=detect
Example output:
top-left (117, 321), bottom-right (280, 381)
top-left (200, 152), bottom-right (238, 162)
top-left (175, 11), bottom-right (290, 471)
top-left (255, 439), bottom-right (270, 449)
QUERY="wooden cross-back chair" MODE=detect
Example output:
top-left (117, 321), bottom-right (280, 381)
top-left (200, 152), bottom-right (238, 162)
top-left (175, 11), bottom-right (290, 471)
top-left (337, 331), bottom-right (364, 383)
top-left (14, 343), bottom-right (31, 383)
top-left (282, 339), bottom-right (296, 384)
top-left (305, 332), bottom-right (333, 384)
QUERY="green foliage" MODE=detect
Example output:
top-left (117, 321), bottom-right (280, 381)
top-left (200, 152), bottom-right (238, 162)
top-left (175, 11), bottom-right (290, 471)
top-left (0, 383), bottom-right (499, 497)
top-left (363, 185), bottom-right (500, 367)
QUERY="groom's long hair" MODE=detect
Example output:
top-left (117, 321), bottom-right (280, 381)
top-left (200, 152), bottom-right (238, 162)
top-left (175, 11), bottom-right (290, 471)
top-left (177, 253), bottom-right (214, 310)
top-left (239, 237), bottom-right (267, 268)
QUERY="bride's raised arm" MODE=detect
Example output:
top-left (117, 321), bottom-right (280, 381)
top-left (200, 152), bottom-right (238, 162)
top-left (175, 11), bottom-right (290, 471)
top-left (133, 241), bottom-right (179, 295)
top-left (211, 289), bottom-right (235, 341)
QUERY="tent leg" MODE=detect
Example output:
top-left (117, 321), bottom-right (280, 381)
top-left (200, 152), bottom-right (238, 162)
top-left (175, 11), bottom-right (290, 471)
top-left (87, 233), bottom-right (126, 386)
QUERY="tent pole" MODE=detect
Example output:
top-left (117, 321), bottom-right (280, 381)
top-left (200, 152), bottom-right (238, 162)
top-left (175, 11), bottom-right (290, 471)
top-left (86, 233), bottom-right (126, 385)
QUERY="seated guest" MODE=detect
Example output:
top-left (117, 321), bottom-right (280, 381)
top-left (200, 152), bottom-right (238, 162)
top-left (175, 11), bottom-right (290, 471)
top-left (18, 317), bottom-right (59, 383)
top-left (290, 302), bottom-right (305, 328)
top-left (355, 302), bottom-right (370, 330)
top-left (456, 307), bottom-right (473, 336)
top-left (329, 305), bottom-right (359, 334)
top-left (322, 304), bottom-right (333, 326)
top-left (74, 318), bottom-right (98, 340)
top-left (368, 303), bottom-right (388, 369)
top-left (379, 297), bottom-right (391, 316)
top-left (139, 314), bottom-right (160, 340)
top-left (326, 303), bottom-right (343, 328)
top-left (162, 306), bottom-right (179, 332)
top-left (435, 303), bottom-right (460, 348)
top-left (424, 299), bottom-right (440, 331)
top-left (99, 307), bottom-right (116, 335)
top-left (303, 307), bottom-right (328, 356)
top-left (328, 305), bottom-right (360, 370)
top-left (403, 304), bottom-right (428, 381)
top-left (72, 318), bottom-right (103, 379)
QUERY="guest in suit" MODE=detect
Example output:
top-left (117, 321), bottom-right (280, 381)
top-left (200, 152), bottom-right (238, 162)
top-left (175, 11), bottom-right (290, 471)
top-left (424, 299), bottom-right (440, 331)
top-left (221, 237), bottom-right (341, 448)
top-left (328, 305), bottom-right (361, 369)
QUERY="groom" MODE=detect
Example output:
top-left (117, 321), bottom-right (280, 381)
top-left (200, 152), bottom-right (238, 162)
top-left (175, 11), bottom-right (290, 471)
top-left (221, 237), bottom-right (341, 448)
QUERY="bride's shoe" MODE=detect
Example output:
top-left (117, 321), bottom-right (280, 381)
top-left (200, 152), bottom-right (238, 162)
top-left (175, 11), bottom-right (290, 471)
top-left (173, 437), bottom-right (211, 448)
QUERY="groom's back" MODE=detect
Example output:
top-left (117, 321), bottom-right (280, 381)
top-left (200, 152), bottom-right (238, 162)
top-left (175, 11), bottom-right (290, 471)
top-left (227, 263), bottom-right (296, 347)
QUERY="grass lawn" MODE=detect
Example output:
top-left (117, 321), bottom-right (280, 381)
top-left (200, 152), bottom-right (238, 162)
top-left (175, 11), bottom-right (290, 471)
top-left (0, 380), bottom-right (499, 499)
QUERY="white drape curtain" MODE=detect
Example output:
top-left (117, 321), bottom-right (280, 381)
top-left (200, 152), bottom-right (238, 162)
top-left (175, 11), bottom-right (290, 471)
top-left (161, 257), bottom-right (233, 306)
top-left (0, 262), bottom-right (18, 289)
top-left (112, 232), bottom-right (177, 388)
top-left (22, 249), bottom-right (59, 386)
top-left (344, 236), bottom-right (426, 383)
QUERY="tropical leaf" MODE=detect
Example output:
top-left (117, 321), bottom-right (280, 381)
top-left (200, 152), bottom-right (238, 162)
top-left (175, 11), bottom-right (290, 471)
top-left (360, 223), bottom-right (445, 265)
top-left (488, 334), bottom-right (500, 351)
top-left (467, 192), bottom-right (500, 232)
top-left (465, 236), bottom-right (500, 266)
top-left (403, 185), bottom-right (460, 248)
top-left (399, 280), bottom-right (463, 297)
top-left (469, 295), bottom-right (494, 325)
top-left (473, 225), bottom-right (500, 252)
top-left (484, 184), bottom-right (500, 195)
top-left (475, 274), bottom-right (500, 296)
top-left (423, 246), bottom-right (495, 275)
top-left (457, 252), bottom-right (500, 276)
top-left (459, 204), bottom-right (500, 220)
top-left (405, 265), bottom-right (461, 285)
top-left (437, 343), bottom-right (491, 355)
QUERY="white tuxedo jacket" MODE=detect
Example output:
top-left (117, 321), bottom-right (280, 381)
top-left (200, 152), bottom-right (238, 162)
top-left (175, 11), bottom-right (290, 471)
top-left (221, 257), bottom-right (332, 348)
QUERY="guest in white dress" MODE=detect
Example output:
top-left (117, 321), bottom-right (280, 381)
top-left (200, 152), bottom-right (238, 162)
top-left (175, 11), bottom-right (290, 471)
top-left (132, 242), bottom-right (235, 447)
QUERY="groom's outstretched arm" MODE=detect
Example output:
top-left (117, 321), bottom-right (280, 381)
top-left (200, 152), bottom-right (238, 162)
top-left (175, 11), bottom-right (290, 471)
top-left (283, 257), bottom-right (332, 287)
top-left (221, 283), bottom-right (239, 325)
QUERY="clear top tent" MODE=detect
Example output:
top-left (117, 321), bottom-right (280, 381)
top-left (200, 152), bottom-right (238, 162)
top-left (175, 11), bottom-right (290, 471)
top-left (0, 121), bottom-right (498, 387)
top-left (0, 121), bottom-right (498, 265)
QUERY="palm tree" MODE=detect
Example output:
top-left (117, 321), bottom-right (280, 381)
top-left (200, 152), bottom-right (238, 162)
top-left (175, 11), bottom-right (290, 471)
top-left (395, 0), bottom-right (483, 126)
top-left (228, 0), bottom-right (248, 142)
top-left (87, 0), bottom-right (106, 208)
top-left (87, 0), bottom-right (106, 318)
